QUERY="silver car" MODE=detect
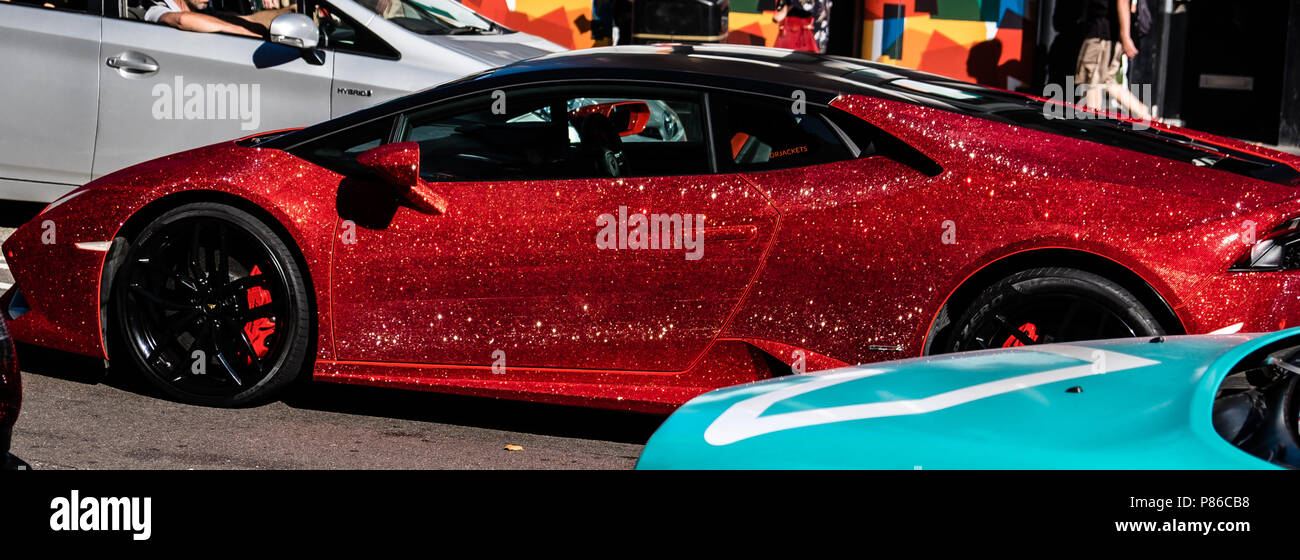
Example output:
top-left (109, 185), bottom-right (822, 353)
top-left (0, 0), bottom-right (563, 202)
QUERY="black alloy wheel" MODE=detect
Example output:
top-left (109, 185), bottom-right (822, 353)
top-left (941, 267), bottom-right (1165, 353)
top-left (113, 203), bottom-right (311, 406)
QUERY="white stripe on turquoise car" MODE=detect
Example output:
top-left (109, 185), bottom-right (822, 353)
top-left (703, 345), bottom-right (1160, 445)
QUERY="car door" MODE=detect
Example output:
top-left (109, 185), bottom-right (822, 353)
top-left (0, 0), bottom-right (101, 201)
top-left (709, 91), bottom-right (939, 362)
top-left (312, 0), bottom-right (496, 117)
top-left (321, 84), bottom-right (778, 372)
top-left (92, 4), bottom-right (332, 178)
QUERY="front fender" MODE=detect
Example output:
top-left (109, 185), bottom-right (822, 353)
top-left (3, 142), bottom-right (342, 361)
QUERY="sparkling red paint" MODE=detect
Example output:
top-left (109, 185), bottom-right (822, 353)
top-left (5, 93), bottom-right (1300, 411)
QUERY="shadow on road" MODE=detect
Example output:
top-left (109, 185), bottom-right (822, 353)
top-left (17, 343), bottom-right (114, 385)
top-left (17, 342), bottom-right (665, 445)
top-left (16, 342), bottom-right (166, 398)
top-left (283, 382), bottom-right (665, 445)
top-left (0, 201), bottom-right (46, 228)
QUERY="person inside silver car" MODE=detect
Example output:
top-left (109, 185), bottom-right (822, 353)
top-left (143, 0), bottom-right (264, 36)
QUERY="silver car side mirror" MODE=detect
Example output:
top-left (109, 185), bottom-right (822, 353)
top-left (269, 13), bottom-right (321, 50)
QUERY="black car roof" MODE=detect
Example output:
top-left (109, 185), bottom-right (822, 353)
top-left (269, 44), bottom-right (1000, 145)
top-left (487, 45), bottom-right (889, 95)
top-left (438, 44), bottom-right (1003, 105)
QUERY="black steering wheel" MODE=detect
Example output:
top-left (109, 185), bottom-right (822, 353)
top-left (577, 114), bottom-right (627, 178)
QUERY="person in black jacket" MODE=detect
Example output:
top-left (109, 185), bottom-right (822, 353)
top-left (1047, 0), bottom-right (1086, 90)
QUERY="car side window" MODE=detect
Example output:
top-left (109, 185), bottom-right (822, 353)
top-left (289, 117), bottom-right (394, 176)
top-left (713, 94), bottom-right (857, 172)
top-left (313, 0), bottom-right (399, 58)
top-left (117, 0), bottom-right (273, 38)
top-left (398, 86), bottom-right (711, 181)
top-left (120, 0), bottom-right (154, 22)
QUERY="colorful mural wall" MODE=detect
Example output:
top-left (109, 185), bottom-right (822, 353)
top-left (726, 0), bottom-right (782, 47)
top-left (862, 0), bottom-right (1034, 90)
top-left (459, 0), bottom-right (593, 50)
top-left (460, 0), bottom-right (1035, 89)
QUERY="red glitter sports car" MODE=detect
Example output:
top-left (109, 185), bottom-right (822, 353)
top-left (7, 45), bottom-right (1300, 411)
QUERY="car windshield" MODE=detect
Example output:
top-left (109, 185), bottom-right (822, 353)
top-left (357, 0), bottom-right (500, 34)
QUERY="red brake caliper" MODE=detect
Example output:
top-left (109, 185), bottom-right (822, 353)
top-left (241, 265), bottom-right (274, 360)
top-left (1001, 322), bottom-right (1039, 348)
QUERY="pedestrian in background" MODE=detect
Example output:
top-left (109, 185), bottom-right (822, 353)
top-left (812, 0), bottom-right (832, 54)
top-left (773, 0), bottom-right (820, 52)
top-left (1075, 0), bottom-right (1152, 121)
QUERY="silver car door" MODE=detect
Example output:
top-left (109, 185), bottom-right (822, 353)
top-left (93, 9), bottom-right (332, 178)
top-left (317, 0), bottom-right (490, 116)
top-left (0, 2), bottom-right (102, 201)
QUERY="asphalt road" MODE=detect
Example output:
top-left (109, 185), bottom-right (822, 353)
top-left (0, 203), bottom-right (659, 470)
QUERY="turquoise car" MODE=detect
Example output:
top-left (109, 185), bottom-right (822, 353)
top-left (637, 329), bottom-right (1300, 469)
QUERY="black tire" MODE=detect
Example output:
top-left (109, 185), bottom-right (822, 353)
top-left (111, 203), bottom-right (312, 406)
top-left (939, 267), bottom-right (1164, 354)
